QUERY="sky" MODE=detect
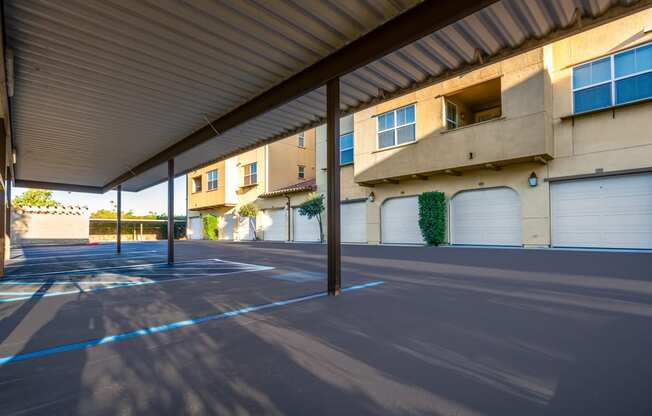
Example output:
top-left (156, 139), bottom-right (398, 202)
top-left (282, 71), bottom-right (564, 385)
top-left (13, 176), bottom-right (188, 216)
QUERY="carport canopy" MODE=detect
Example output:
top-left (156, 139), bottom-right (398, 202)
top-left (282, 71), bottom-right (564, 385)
top-left (6, 0), bottom-right (648, 193)
top-left (2, 0), bottom-right (649, 283)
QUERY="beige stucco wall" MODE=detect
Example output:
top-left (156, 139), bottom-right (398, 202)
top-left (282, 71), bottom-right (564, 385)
top-left (187, 132), bottom-right (318, 240)
top-left (354, 48), bottom-right (552, 184)
top-left (12, 208), bottom-right (90, 245)
top-left (187, 160), bottom-right (227, 210)
top-left (547, 8), bottom-right (652, 178)
top-left (268, 130), bottom-right (316, 192)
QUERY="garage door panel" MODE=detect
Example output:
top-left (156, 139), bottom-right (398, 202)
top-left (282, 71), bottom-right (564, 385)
top-left (293, 209), bottom-right (320, 242)
top-left (262, 209), bottom-right (286, 241)
top-left (341, 202), bottom-right (366, 243)
top-left (551, 173), bottom-right (652, 249)
top-left (451, 187), bottom-right (522, 246)
top-left (381, 197), bottom-right (424, 245)
top-left (219, 214), bottom-right (235, 240)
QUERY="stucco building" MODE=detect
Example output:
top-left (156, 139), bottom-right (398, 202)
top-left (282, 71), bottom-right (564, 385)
top-left (186, 131), bottom-right (316, 240)
top-left (188, 10), bottom-right (652, 249)
top-left (312, 9), bottom-right (652, 249)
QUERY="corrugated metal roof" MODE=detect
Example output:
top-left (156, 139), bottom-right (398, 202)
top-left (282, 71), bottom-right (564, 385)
top-left (6, 0), bottom-right (648, 191)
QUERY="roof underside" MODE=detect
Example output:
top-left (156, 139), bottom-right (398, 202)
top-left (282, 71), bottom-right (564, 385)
top-left (6, 0), bottom-right (648, 192)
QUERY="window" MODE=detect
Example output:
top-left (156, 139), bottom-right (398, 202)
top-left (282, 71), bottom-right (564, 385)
top-left (207, 169), bottom-right (218, 191)
top-left (443, 78), bottom-right (501, 130)
top-left (445, 100), bottom-right (458, 129)
top-left (377, 104), bottom-right (416, 149)
top-left (572, 42), bottom-right (652, 113)
top-left (298, 132), bottom-right (305, 148)
top-left (298, 165), bottom-right (305, 179)
top-left (192, 176), bottom-right (202, 193)
top-left (340, 132), bottom-right (354, 164)
top-left (243, 162), bottom-right (257, 186)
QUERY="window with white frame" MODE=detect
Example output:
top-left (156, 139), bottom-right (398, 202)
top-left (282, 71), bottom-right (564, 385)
top-left (243, 162), bottom-right (257, 186)
top-left (340, 132), bottom-right (354, 164)
top-left (298, 132), bottom-right (305, 148)
top-left (207, 169), bottom-right (218, 191)
top-left (444, 100), bottom-right (458, 129)
top-left (377, 104), bottom-right (416, 149)
top-left (298, 165), bottom-right (305, 179)
top-left (573, 42), bottom-right (652, 113)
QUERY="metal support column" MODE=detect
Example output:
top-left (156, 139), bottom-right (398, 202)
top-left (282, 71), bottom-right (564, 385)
top-left (167, 159), bottom-right (174, 264)
top-left (326, 78), bottom-right (341, 296)
top-left (116, 184), bottom-right (122, 254)
top-left (6, 168), bottom-right (11, 236)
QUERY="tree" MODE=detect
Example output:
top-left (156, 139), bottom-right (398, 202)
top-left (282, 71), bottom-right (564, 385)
top-left (238, 203), bottom-right (258, 218)
top-left (12, 189), bottom-right (60, 207)
top-left (298, 193), bottom-right (325, 243)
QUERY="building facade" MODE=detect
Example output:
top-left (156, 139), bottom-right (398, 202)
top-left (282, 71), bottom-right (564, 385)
top-left (186, 131), bottom-right (316, 241)
top-left (315, 9), bottom-right (652, 249)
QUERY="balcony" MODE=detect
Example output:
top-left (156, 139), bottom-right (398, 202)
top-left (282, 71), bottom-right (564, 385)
top-left (354, 111), bottom-right (553, 185)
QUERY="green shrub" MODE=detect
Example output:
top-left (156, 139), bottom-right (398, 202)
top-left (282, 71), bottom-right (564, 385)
top-left (202, 214), bottom-right (219, 240)
top-left (418, 191), bottom-right (446, 246)
top-left (238, 203), bottom-right (258, 218)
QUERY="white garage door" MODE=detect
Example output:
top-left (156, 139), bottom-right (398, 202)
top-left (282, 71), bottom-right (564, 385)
top-left (341, 202), bottom-right (367, 243)
top-left (293, 208), bottom-right (321, 242)
top-left (551, 173), bottom-right (652, 249)
top-left (188, 217), bottom-right (202, 240)
top-left (451, 188), bottom-right (521, 246)
top-left (381, 196), bottom-right (424, 244)
top-left (219, 214), bottom-right (235, 240)
top-left (262, 209), bottom-right (286, 241)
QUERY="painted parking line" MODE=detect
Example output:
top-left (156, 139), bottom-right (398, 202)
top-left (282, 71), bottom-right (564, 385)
top-left (6, 258), bottom-right (210, 279)
top-left (6, 250), bottom-right (160, 264)
top-left (0, 281), bottom-right (384, 365)
top-left (0, 260), bottom-right (275, 303)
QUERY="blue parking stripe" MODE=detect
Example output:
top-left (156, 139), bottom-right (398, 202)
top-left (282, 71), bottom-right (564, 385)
top-left (0, 281), bottom-right (384, 365)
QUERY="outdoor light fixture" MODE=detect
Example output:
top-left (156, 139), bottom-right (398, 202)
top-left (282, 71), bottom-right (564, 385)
top-left (528, 172), bottom-right (538, 187)
top-left (368, 192), bottom-right (375, 202)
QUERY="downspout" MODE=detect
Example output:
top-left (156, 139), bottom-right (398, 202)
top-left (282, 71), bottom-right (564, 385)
top-left (285, 194), bottom-right (291, 242)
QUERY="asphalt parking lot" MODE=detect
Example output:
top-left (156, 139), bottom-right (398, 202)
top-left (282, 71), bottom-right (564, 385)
top-left (1, 241), bottom-right (651, 415)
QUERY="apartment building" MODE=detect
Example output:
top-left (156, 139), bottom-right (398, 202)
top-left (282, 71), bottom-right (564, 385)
top-left (186, 131), bottom-right (316, 240)
top-left (314, 9), bottom-right (652, 249)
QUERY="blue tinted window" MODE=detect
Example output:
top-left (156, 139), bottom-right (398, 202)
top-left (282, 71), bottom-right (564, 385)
top-left (378, 112), bottom-right (394, 131)
top-left (616, 72), bottom-right (652, 104)
top-left (574, 84), bottom-right (612, 113)
top-left (616, 44), bottom-right (652, 78)
top-left (615, 50), bottom-right (635, 77)
top-left (396, 105), bottom-right (415, 125)
top-left (638, 44), bottom-right (652, 72)
top-left (573, 63), bottom-right (591, 89)
top-left (573, 57), bottom-right (610, 89)
top-left (340, 132), bottom-right (353, 149)
top-left (340, 149), bottom-right (353, 164)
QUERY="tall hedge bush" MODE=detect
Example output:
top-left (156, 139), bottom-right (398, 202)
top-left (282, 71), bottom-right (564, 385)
top-left (202, 214), bottom-right (218, 240)
top-left (418, 191), bottom-right (446, 245)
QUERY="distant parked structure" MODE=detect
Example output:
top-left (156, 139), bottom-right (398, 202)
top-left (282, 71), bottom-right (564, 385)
top-left (11, 205), bottom-right (90, 246)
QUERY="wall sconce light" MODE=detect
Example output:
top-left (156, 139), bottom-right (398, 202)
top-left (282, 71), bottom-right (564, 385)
top-left (368, 192), bottom-right (375, 203)
top-left (528, 172), bottom-right (538, 187)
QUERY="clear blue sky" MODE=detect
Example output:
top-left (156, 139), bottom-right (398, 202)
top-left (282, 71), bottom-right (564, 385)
top-left (13, 176), bottom-right (188, 216)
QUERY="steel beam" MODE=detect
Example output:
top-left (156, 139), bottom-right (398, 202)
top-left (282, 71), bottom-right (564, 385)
top-left (167, 159), bottom-right (174, 264)
top-left (326, 78), bottom-right (341, 296)
top-left (102, 0), bottom-right (497, 192)
top-left (116, 184), bottom-right (121, 254)
top-left (14, 179), bottom-right (103, 194)
top-left (0, 121), bottom-right (6, 276)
